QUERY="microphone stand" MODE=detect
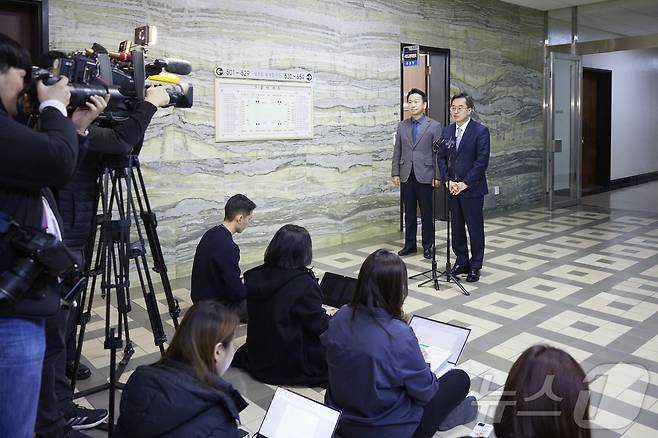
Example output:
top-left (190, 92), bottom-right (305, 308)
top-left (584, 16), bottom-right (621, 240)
top-left (437, 137), bottom-right (470, 296)
top-left (409, 138), bottom-right (442, 291)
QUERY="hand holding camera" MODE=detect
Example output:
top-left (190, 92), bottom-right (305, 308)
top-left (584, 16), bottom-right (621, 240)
top-left (71, 94), bottom-right (109, 134)
top-left (144, 84), bottom-right (171, 108)
top-left (36, 75), bottom-right (71, 107)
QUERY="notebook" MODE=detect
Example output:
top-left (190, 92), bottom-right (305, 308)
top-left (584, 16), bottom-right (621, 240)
top-left (409, 315), bottom-right (471, 378)
top-left (254, 387), bottom-right (341, 438)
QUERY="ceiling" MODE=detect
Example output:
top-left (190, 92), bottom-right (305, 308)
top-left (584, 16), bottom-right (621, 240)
top-left (497, 0), bottom-right (609, 11)
top-left (499, 0), bottom-right (658, 39)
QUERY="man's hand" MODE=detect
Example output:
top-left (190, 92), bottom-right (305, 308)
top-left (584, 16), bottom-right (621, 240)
top-left (144, 85), bottom-right (171, 108)
top-left (432, 179), bottom-right (440, 188)
top-left (392, 176), bottom-right (400, 187)
top-left (71, 95), bottom-right (109, 134)
top-left (449, 181), bottom-right (468, 196)
top-left (37, 76), bottom-right (70, 107)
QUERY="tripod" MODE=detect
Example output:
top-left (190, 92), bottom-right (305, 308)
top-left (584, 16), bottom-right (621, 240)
top-left (70, 154), bottom-right (181, 434)
top-left (409, 139), bottom-right (443, 291)
top-left (436, 138), bottom-right (469, 296)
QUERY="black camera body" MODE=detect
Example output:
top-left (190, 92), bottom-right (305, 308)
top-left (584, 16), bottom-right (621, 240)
top-left (0, 212), bottom-right (78, 305)
top-left (23, 27), bottom-right (193, 122)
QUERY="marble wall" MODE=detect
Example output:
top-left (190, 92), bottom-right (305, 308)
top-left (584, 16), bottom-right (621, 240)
top-left (49, 0), bottom-right (545, 278)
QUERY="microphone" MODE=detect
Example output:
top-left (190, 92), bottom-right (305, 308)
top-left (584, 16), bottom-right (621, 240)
top-left (151, 58), bottom-right (193, 75)
top-left (432, 136), bottom-right (455, 150)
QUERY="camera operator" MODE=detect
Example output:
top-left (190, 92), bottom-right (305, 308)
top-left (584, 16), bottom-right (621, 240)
top-left (0, 33), bottom-right (93, 438)
top-left (36, 50), bottom-right (172, 435)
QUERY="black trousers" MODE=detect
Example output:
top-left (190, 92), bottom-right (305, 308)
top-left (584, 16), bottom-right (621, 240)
top-left (401, 168), bottom-right (434, 250)
top-left (449, 195), bottom-right (485, 269)
top-left (412, 369), bottom-right (471, 438)
top-left (36, 307), bottom-right (73, 437)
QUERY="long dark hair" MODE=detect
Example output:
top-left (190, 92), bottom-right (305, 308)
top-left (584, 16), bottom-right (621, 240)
top-left (264, 224), bottom-right (312, 269)
top-left (157, 302), bottom-right (239, 391)
top-left (494, 345), bottom-right (591, 438)
top-left (350, 249), bottom-right (408, 323)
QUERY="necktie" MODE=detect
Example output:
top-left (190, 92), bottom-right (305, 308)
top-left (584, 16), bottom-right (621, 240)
top-left (456, 127), bottom-right (463, 150)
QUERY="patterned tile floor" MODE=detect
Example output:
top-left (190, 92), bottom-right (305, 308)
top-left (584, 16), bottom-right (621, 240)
top-left (78, 182), bottom-right (658, 437)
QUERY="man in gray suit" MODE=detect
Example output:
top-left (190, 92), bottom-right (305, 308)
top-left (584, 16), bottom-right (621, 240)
top-left (392, 88), bottom-right (442, 259)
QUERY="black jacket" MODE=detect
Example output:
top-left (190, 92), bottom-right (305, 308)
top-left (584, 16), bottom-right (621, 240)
top-left (233, 265), bottom-right (329, 386)
top-left (0, 101), bottom-right (80, 317)
top-left (191, 225), bottom-right (246, 303)
top-left (115, 360), bottom-right (248, 438)
top-left (54, 101), bottom-right (158, 254)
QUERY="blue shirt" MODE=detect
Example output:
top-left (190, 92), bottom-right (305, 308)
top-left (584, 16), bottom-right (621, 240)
top-left (321, 305), bottom-right (439, 438)
top-left (411, 115), bottom-right (426, 144)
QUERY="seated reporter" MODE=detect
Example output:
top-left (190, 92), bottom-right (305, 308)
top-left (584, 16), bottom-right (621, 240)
top-left (0, 32), bottom-right (88, 438)
top-left (495, 345), bottom-right (591, 438)
top-left (232, 224), bottom-right (329, 386)
top-left (115, 302), bottom-right (248, 438)
top-left (321, 249), bottom-right (473, 438)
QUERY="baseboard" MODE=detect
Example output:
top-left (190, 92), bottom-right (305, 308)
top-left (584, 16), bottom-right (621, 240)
top-left (609, 171), bottom-right (658, 190)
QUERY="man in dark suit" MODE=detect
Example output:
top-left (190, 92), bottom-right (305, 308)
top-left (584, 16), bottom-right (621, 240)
top-left (392, 88), bottom-right (442, 259)
top-left (191, 194), bottom-right (256, 320)
top-left (437, 93), bottom-right (490, 282)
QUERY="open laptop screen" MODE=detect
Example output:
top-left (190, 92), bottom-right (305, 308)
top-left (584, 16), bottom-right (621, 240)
top-left (257, 387), bottom-right (340, 438)
top-left (409, 315), bottom-right (470, 365)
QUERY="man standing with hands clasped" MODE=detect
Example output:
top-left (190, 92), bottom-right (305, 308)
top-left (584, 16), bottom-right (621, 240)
top-left (392, 88), bottom-right (442, 259)
top-left (437, 93), bottom-right (490, 283)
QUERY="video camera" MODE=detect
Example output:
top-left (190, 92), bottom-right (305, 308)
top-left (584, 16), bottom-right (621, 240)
top-left (22, 25), bottom-right (193, 123)
top-left (0, 211), bottom-right (82, 307)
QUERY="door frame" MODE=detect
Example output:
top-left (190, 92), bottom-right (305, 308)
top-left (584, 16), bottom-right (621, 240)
top-left (547, 51), bottom-right (583, 210)
top-left (399, 44), bottom-right (451, 231)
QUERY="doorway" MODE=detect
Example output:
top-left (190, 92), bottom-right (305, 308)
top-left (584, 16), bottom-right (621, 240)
top-left (399, 44), bottom-right (450, 229)
top-left (582, 68), bottom-right (611, 195)
top-left (0, 0), bottom-right (48, 63)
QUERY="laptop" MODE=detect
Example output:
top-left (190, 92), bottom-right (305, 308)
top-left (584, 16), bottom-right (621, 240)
top-left (409, 315), bottom-right (471, 378)
top-left (319, 272), bottom-right (357, 315)
top-left (254, 387), bottom-right (341, 438)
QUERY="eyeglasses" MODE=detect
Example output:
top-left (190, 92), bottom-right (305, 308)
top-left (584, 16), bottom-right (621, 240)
top-left (450, 105), bottom-right (468, 112)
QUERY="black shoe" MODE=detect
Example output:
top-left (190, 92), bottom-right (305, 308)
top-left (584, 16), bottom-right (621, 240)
top-left (466, 268), bottom-right (480, 282)
top-left (423, 246), bottom-right (433, 259)
top-left (66, 362), bottom-right (91, 381)
top-left (64, 403), bottom-right (108, 430)
top-left (450, 264), bottom-right (470, 276)
top-left (397, 246), bottom-right (417, 256)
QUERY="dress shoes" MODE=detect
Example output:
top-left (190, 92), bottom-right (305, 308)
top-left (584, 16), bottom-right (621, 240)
top-left (397, 246), bottom-right (417, 256)
top-left (466, 268), bottom-right (480, 283)
top-left (450, 264), bottom-right (470, 276)
top-left (423, 246), bottom-right (433, 259)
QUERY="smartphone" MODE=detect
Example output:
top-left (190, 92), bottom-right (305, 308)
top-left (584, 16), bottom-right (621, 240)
top-left (471, 422), bottom-right (493, 437)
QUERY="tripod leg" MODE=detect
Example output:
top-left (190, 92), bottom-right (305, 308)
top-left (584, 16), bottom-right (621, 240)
top-left (128, 191), bottom-right (168, 354)
top-left (132, 165), bottom-right (180, 328)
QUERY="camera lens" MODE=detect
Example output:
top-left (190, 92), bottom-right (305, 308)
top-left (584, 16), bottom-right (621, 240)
top-left (0, 258), bottom-right (42, 304)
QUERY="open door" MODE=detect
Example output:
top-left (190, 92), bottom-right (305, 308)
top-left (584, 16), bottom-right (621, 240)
top-left (548, 52), bottom-right (582, 210)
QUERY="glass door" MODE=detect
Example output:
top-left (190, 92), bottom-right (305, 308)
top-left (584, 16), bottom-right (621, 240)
top-left (548, 52), bottom-right (582, 209)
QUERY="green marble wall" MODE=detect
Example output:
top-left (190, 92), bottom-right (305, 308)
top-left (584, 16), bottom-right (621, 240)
top-left (49, 0), bottom-right (544, 277)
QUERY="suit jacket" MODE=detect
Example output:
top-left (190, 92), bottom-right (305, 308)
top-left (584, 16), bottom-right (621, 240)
top-left (392, 116), bottom-right (442, 184)
top-left (437, 119), bottom-right (490, 198)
